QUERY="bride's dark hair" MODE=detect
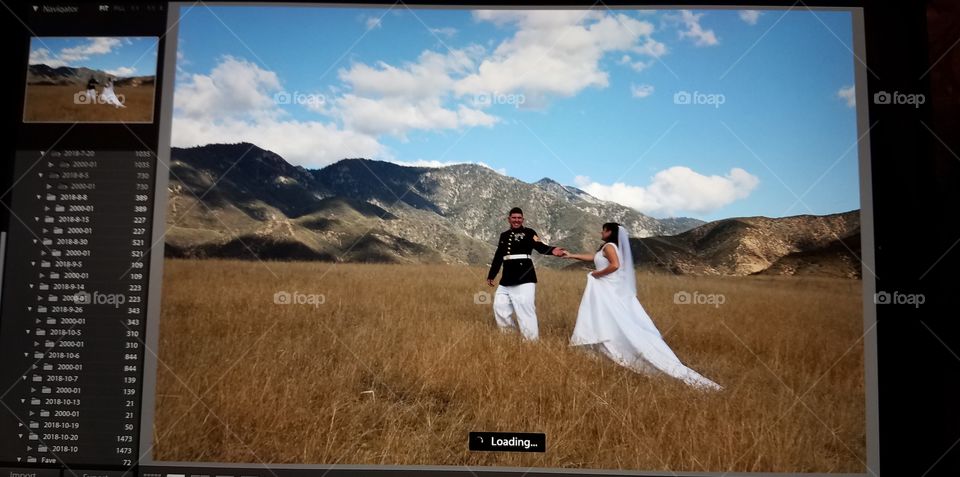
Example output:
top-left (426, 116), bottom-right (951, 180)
top-left (597, 222), bottom-right (620, 252)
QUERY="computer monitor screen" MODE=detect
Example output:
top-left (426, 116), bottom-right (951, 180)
top-left (0, 3), bottom-right (880, 477)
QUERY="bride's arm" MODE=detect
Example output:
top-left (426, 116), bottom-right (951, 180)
top-left (562, 252), bottom-right (593, 261)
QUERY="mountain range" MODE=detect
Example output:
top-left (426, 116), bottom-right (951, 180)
top-left (27, 64), bottom-right (155, 87)
top-left (626, 214), bottom-right (861, 278)
top-left (163, 143), bottom-right (862, 278)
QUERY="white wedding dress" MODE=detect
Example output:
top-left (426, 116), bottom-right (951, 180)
top-left (100, 81), bottom-right (126, 108)
top-left (570, 227), bottom-right (722, 391)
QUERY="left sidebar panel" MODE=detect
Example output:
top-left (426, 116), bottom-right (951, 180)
top-left (0, 2), bottom-right (170, 473)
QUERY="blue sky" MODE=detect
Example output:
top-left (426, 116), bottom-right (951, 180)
top-left (29, 36), bottom-right (158, 77)
top-left (171, 6), bottom-right (863, 221)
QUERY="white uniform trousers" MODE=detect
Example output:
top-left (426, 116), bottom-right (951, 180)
top-left (493, 283), bottom-right (539, 341)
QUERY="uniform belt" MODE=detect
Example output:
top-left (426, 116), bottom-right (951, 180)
top-left (503, 254), bottom-right (532, 260)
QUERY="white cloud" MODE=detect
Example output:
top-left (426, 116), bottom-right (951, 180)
top-left (429, 27), bottom-right (458, 38)
top-left (837, 85), bottom-right (856, 108)
top-left (333, 46), bottom-right (497, 138)
top-left (454, 10), bottom-right (662, 105)
top-left (455, 104), bottom-right (500, 127)
top-left (630, 83), bottom-right (654, 98)
top-left (172, 116), bottom-right (386, 169)
top-left (171, 56), bottom-right (385, 168)
top-left (334, 94), bottom-right (497, 138)
top-left (617, 54), bottom-right (653, 73)
top-left (365, 16), bottom-right (382, 31)
top-left (633, 37), bottom-right (667, 58)
top-left (105, 66), bottom-right (137, 77)
top-left (29, 48), bottom-right (62, 67)
top-left (59, 37), bottom-right (123, 61)
top-left (574, 166), bottom-right (759, 216)
top-left (174, 56), bottom-right (282, 120)
top-left (29, 37), bottom-right (124, 68)
top-left (472, 9), bottom-right (602, 28)
top-left (739, 10), bottom-right (762, 25)
top-left (668, 10), bottom-right (719, 47)
top-left (337, 47), bottom-right (480, 100)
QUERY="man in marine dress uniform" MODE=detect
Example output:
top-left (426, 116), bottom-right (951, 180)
top-left (486, 207), bottom-right (566, 341)
top-left (84, 77), bottom-right (99, 103)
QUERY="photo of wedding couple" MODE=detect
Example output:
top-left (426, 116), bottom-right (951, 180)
top-left (485, 207), bottom-right (722, 391)
top-left (23, 36), bottom-right (157, 123)
top-left (150, 4), bottom-right (868, 474)
top-left (77, 76), bottom-right (128, 108)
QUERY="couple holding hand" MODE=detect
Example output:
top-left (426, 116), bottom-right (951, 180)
top-left (486, 207), bottom-right (721, 391)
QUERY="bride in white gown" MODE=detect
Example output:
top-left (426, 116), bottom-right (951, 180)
top-left (562, 222), bottom-right (722, 391)
top-left (99, 79), bottom-right (126, 108)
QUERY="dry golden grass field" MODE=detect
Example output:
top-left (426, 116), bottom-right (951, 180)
top-left (23, 84), bottom-right (156, 122)
top-left (152, 258), bottom-right (866, 473)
